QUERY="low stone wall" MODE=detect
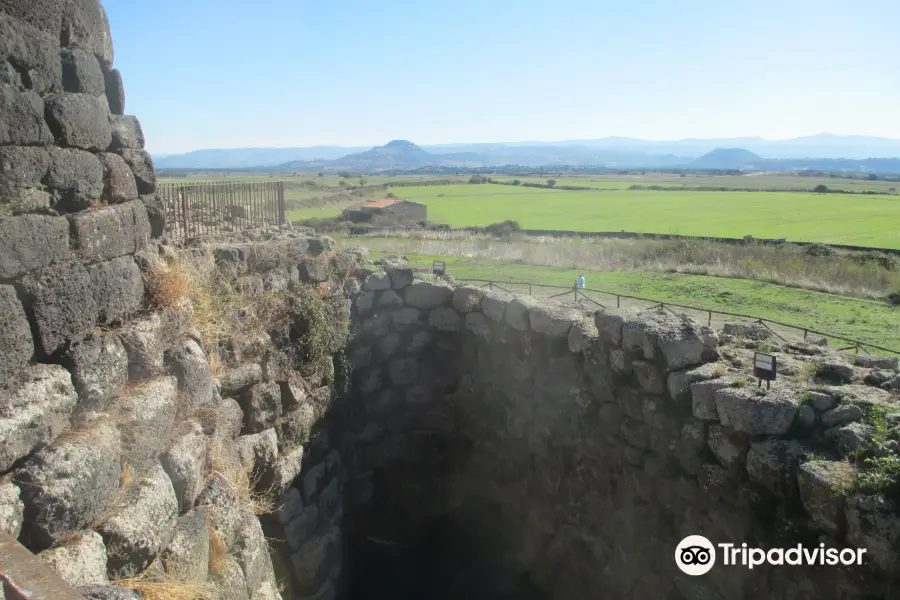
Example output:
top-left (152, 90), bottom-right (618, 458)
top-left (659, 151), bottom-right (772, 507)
top-left (340, 262), bottom-right (900, 599)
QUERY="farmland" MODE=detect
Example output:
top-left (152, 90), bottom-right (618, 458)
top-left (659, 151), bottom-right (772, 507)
top-left (291, 183), bottom-right (900, 249)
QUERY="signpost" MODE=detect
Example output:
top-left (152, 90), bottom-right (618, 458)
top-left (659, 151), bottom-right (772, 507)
top-left (754, 352), bottom-right (777, 389)
top-left (432, 261), bottom-right (446, 276)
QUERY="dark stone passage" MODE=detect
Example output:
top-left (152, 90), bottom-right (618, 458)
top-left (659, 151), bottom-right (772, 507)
top-left (344, 511), bottom-right (547, 600)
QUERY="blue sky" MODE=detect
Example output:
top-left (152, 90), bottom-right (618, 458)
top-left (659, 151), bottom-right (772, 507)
top-left (103, 0), bottom-right (900, 155)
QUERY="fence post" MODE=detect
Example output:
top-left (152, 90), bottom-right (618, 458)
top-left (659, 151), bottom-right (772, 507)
top-left (489, 282), bottom-right (492, 290)
top-left (529, 283), bottom-right (532, 296)
top-left (708, 311), bottom-right (712, 327)
top-left (617, 295), bottom-right (620, 308)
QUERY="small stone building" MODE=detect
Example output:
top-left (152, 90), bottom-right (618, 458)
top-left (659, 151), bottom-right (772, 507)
top-left (343, 197), bottom-right (427, 223)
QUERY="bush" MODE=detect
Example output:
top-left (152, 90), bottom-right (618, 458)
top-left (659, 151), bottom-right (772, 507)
top-left (483, 220), bottom-right (522, 236)
top-left (805, 243), bottom-right (836, 257)
top-left (850, 251), bottom-right (897, 271)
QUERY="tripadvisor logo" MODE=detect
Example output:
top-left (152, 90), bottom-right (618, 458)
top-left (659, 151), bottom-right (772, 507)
top-left (675, 535), bottom-right (867, 576)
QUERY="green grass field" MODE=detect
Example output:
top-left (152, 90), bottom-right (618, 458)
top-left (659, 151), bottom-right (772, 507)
top-left (375, 184), bottom-right (900, 248)
top-left (366, 251), bottom-right (900, 351)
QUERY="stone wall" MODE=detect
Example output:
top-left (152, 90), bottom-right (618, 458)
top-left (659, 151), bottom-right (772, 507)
top-left (0, 3), bottom-right (360, 598)
top-left (341, 261), bottom-right (900, 600)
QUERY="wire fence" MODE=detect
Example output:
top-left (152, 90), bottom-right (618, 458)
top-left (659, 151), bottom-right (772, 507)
top-left (159, 181), bottom-right (285, 245)
top-left (455, 278), bottom-right (900, 356)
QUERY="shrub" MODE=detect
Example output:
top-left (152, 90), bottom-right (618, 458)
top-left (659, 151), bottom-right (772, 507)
top-left (850, 251), bottom-right (897, 271)
top-left (805, 243), bottom-right (836, 258)
top-left (483, 220), bottom-right (522, 236)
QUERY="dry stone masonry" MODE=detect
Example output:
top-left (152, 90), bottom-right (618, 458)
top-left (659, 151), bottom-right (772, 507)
top-left (336, 259), bottom-right (900, 600)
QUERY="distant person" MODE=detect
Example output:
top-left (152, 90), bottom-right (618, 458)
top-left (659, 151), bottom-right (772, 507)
top-left (576, 274), bottom-right (585, 290)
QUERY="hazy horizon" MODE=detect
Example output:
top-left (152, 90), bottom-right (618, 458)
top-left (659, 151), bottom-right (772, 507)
top-left (103, 0), bottom-right (900, 155)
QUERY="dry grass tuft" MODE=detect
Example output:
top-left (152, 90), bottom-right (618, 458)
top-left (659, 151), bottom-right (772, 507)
top-left (145, 260), bottom-right (191, 310)
top-left (205, 436), bottom-right (278, 517)
top-left (207, 523), bottom-right (229, 576)
top-left (114, 560), bottom-right (217, 600)
top-left (177, 253), bottom-right (292, 359)
top-left (89, 462), bottom-right (134, 529)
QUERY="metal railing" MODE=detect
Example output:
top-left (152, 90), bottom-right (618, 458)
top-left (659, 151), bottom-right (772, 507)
top-left (159, 181), bottom-right (285, 245)
top-left (456, 278), bottom-right (900, 356)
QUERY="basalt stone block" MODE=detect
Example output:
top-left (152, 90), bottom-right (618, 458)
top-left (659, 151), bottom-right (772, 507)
top-left (164, 338), bottom-right (215, 409)
top-left (117, 149), bottom-right (156, 194)
top-left (19, 262), bottom-right (98, 356)
top-left (69, 200), bottom-right (148, 262)
top-left (503, 296), bottom-right (542, 331)
top-left (60, 47), bottom-right (105, 95)
top-left (388, 267), bottom-right (414, 289)
top-left (364, 272), bottom-right (391, 291)
top-left (297, 256), bottom-right (329, 283)
top-left (0, 481), bottom-right (24, 538)
top-left (116, 376), bottom-right (178, 467)
top-left (104, 68), bottom-right (124, 115)
top-left (109, 115), bottom-right (145, 150)
top-left (60, 332), bottom-right (127, 411)
top-left (98, 463), bottom-right (179, 579)
top-left (38, 531), bottom-right (108, 587)
top-left (17, 420), bottom-right (120, 549)
top-left (0, 141), bottom-right (48, 180)
top-left (88, 256), bottom-right (144, 325)
top-left (196, 473), bottom-right (244, 550)
top-left (0, 285), bottom-right (34, 386)
top-left (429, 306), bottom-right (461, 332)
top-left (291, 528), bottom-right (340, 596)
top-left (668, 362), bottom-right (723, 403)
top-left (745, 439), bottom-right (809, 497)
top-left (452, 286), bottom-right (485, 313)
top-left (715, 385), bottom-right (799, 436)
top-left (691, 379), bottom-right (739, 424)
top-left (120, 309), bottom-right (189, 380)
top-left (0, 84), bottom-right (53, 145)
top-left (236, 428), bottom-right (279, 475)
top-left (797, 460), bottom-right (855, 536)
top-left (404, 280), bottom-right (453, 310)
top-left (63, 0), bottom-right (115, 67)
top-left (276, 403), bottom-right (315, 452)
top-left (0, 214), bottom-right (70, 279)
top-left (239, 382), bottom-right (283, 434)
top-left (133, 196), bottom-right (162, 241)
top-left (0, 365), bottom-right (78, 472)
top-left (530, 304), bottom-right (583, 338)
top-left (161, 421), bottom-right (207, 515)
top-left (161, 508), bottom-right (209, 582)
top-left (45, 147), bottom-right (104, 210)
top-left (44, 92), bottom-right (112, 151)
top-left (845, 494), bottom-right (900, 572)
top-left (219, 363), bottom-right (264, 397)
top-left (0, 13), bottom-right (61, 94)
top-left (567, 316), bottom-right (598, 353)
top-left (78, 585), bottom-right (142, 600)
top-left (97, 152), bottom-right (138, 203)
top-left (465, 311), bottom-right (490, 336)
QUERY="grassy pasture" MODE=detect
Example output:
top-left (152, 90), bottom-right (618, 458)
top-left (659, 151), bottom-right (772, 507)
top-left (379, 185), bottom-right (900, 249)
top-left (494, 173), bottom-right (900, 193)
top-left (365, 250), bottom-right (900, 351)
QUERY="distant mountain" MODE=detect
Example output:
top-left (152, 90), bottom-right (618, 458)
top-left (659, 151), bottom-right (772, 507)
top-left (151, 134), bottom-right (900, 171)
top-left (153, 146), bottom-right (370, 169)
top-left (692, 148), bottom-right (764, 169)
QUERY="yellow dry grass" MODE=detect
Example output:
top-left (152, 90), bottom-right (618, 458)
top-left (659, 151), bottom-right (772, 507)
top-left (145, 260), bottom-right (191, 310)
top-left (114, 559), bottom-right (217, 600)
top-left (205, 436), bottom-right (278, 517)
top-left (207, 524), bottom-right (229, 576)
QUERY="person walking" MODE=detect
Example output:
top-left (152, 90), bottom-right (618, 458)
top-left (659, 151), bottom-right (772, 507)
top-left (576, 274), bottom-right (585, 290)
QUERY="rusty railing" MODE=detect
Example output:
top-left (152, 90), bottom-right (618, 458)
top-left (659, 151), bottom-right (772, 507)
top-left (158, 181), bottom-right (286, 245)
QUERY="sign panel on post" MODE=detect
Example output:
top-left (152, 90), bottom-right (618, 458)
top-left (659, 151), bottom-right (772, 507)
top-left (433, 261), bottom-right (446, 276)
top-left (754, 352), bottom-right (777, 389)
